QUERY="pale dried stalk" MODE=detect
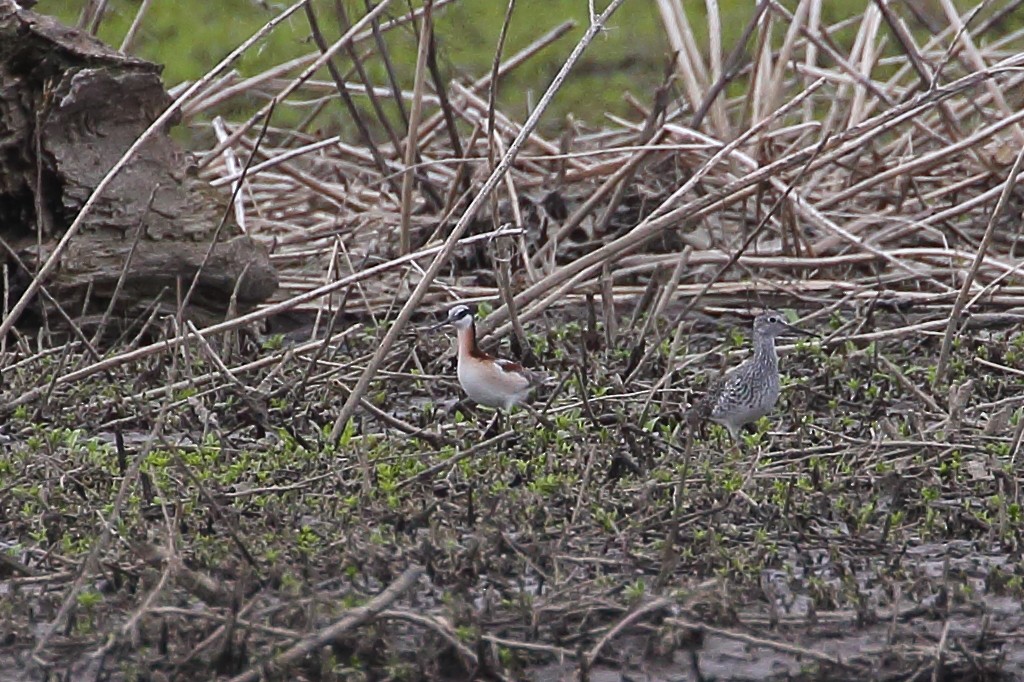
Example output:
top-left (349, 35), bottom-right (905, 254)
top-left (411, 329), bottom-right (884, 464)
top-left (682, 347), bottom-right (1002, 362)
top-left (764, 0), bottom-right (811, 125)
top-left (484, 55), bottom-right (1024, 338)
top-left (196, 0), bottom-right (400, 170)
top-left (937, 0), bottom-right (1024, 145)
top-left (212, 116), bottom-right (247, 233)
top-left (655, 0), bottom-right (707, 126)
top-left (119, 0), bottom-right (154, 52)
top-left (184, 0), bottom-right (458, 119)
top-left (228, 566), bottom-right (424, 682)
top-left (748, 10), bottom-right (773, 129)
top-left (847, 4), bottom-right (883, 128)
top-left (414, 20), bottom-right (575, 149)
top-left (451, 82), bottom-right (586, 170)
top-left (802, 0), bottom-right (822, 123)
top-left (817, 97), bottom-right (1024, 214)
top-left (703, 0), bottom-right (729, 137)
top-left (399, 0), bottom-right (433, 255)
top-left (935, 141), bottom-right (1024, 385)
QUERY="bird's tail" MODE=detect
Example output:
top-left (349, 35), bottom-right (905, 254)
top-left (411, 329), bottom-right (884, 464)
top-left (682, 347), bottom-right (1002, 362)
top-left (527, 369), bottom-right (557, 388)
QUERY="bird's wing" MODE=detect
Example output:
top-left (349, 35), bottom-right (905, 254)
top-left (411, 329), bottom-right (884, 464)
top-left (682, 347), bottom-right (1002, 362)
top-left (687, 372), bottom-right (727, 426)
top-left (493, 359), bottom-right (550, 388)
top-left (493, 358), bottom-right (524, 373)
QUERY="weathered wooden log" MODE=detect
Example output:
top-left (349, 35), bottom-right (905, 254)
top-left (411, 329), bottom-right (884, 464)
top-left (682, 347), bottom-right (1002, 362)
top-left (0, 0), bottom-right (277, 335)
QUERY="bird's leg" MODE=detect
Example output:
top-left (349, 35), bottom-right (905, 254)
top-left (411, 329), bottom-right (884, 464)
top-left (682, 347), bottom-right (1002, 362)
top-left (443, 459), bottom-right (459, 491)
top-left (465, 476), bottom-right (476, 527)
top-left (523, 403), bottom-right (557, 431)
top-left (734, 447), bottom-right (764, 513)
top-left (483, 410), bottom-right (502, 438)
top-left (727, 425), bottom-right (743, 458)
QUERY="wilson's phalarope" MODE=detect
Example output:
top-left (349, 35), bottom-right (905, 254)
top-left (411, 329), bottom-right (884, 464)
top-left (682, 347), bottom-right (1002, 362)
top-left (433, 304), bottom-right (549, 411)
top-left (688, 310), bottom-right (814, 441)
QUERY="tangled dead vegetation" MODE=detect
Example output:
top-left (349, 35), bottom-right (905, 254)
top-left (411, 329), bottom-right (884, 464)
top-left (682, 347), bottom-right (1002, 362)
top-left (4, 0), bottom-right (1024, 680)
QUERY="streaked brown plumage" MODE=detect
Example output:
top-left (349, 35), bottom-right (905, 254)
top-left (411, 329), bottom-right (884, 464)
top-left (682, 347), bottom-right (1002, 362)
top-left (688, 310), bottom-right (814, 441)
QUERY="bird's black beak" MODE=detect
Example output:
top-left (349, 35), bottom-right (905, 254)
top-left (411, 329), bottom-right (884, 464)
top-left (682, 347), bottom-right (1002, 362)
top-left (783, 322), bottom-right (816, 338)
top-left (428, 318), bottom-right (450, 332)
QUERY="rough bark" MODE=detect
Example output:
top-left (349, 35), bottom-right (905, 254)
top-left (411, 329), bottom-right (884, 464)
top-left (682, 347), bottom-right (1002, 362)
top-left (0, 0), bottom-right (277, 334)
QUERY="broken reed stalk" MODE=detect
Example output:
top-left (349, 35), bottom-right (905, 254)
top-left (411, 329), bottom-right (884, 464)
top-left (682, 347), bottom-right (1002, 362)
top-left (305, 3), bottom-right (401, 197)
top-left (399, 0), bottom-right (433, 255)
top-left (194, 0), bottom-right (402, 171)
top-left (934, 141), bottom-right (1024, 387)
top-left (227, 565), bottom-right (424, 682)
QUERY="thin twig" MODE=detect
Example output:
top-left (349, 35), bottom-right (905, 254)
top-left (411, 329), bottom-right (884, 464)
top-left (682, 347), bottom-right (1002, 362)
top-left (934, 139), bottom-right (1024, 386)
top-left (227, 565), bottom-right (424, 682)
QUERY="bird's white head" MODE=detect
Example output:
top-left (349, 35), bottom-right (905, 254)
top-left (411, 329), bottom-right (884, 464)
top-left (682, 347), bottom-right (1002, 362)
top-left (438, 304), bottom-right (476, 331)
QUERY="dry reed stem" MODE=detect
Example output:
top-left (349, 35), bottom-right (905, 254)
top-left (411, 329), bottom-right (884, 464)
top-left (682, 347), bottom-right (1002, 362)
top-left (228, 565), bottom-right (424, 682)
top-left (398, 0), bottom-right (433, 254)
top-left (414, 20), bottom-right (575, 149)
top-left (119, 0), bottom-right (153, 52)
top-left (195, 0), bottom-right (402, 170)
top-left (656, 0), bottom-right (710, 130)
top-left (934, 139), bottom-right (1024, 386)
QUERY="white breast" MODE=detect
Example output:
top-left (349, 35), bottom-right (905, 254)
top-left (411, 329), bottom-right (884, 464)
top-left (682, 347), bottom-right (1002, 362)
top-left (457, 357), bottom-right (532, 410)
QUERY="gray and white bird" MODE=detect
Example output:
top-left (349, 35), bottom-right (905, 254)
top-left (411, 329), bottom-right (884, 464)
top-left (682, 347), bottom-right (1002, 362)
top-left (432, 304), bottom-right (549, 410)
top-left (688, 310), bottom-right (814, 441)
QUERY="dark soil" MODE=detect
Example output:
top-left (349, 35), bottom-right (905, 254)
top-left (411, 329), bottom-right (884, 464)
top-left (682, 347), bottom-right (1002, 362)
top-left (2, 303), bottom-right (1024, 681)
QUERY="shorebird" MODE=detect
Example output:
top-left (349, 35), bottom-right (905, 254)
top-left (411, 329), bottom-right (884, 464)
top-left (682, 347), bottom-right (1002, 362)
top-left (688, 310), bottom-right (814, 442)
top-left (432, 304), bottom-right (549, 411)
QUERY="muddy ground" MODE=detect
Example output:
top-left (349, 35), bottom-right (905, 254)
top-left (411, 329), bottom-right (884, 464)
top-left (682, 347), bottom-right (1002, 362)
top-left (1, 303), bottom-right (1023, 681)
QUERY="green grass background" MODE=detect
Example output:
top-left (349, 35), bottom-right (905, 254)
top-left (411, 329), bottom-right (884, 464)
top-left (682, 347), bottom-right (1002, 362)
top-left (34, 1), bottom-right (992, 132)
